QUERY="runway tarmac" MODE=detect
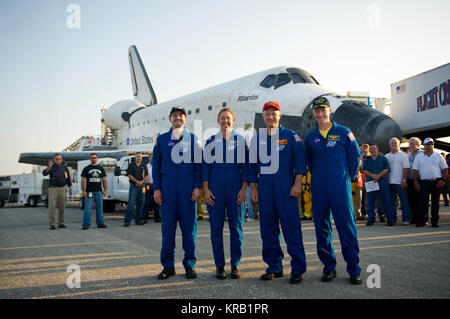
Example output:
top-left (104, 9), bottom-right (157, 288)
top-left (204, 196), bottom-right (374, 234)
top-left (0, 202), bottom-right (449, 299)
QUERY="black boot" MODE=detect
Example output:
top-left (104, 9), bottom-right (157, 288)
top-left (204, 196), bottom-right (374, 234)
top-left (216, 266), bottom-right (226, 280)
top-left (157, 267), bottom-right (176, 280)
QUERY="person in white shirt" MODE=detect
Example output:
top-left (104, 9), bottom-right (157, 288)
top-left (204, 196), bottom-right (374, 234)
top-left (385, 137), bottom-right (411, 225)
top-left (143, 153), bottom-right (161, 223)
top-left (440, 152), bottom-right (450, 206)
top-left (412, 138), bottom-right (448, 227)
top-left (406, 137), bottom-right (423, 224)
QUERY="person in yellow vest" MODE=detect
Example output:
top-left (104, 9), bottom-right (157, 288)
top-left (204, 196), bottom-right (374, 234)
top-left (299, 170), bottom-right (312, 220)
top-left (197, 185), bottom-right (205, 220)
top-left (351, 168), bottom-right (365, 220)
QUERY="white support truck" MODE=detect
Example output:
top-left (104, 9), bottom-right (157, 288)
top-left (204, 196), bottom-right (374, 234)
top-left (390, 63), bottom-right (450, 138)
top-left (0, 173), bottom-right (49, 208)
top-left (74, 153), bottom-right (150, 212)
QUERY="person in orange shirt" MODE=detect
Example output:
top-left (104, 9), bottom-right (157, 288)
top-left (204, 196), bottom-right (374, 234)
top-left (359, 144), bottom-right (369, 219)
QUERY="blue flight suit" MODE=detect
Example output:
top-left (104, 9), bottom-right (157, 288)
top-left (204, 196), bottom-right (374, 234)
top-left (248, 125), bottom-right (307, 275)
top-left (305, 120), bottom-right (362, 276)
top-left (202, 131), bottom-right (248, 268)
top-left (152, 128), bottom-right (202, 270)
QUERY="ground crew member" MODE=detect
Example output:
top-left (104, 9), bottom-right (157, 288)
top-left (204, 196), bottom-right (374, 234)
top-left (351, 169), bottom-right (365, 220)
top-left (123, 152), bottom-right (148, 226)
top-left (299, 170), bottom-right (312, 220)
top-left (43, 153), bottom-right (72, 230)
top-left (249, 101), bottom-right (307, 284)
top-left (81, 152), bottom-right (107, 229)
top-left (196, 186), bottom-right (205, 220)
top-left (202, 108), bottom-right (248, 280)
top-left (361, 143), bottom-right (395, 226)
top-left (412, 137), bottom-right (448, 227)
top-left (304, 96), bottom-right (362, 285)
top-left (153, 107), bottom-right (202, 280)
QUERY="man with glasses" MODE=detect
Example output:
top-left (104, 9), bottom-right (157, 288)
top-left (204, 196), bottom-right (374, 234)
top-left (412, 138), bottom-right (448, 227)
top-left (43, 153), bottom-right (72, 230)
top-left (81, 153), bottom-right (108, 230)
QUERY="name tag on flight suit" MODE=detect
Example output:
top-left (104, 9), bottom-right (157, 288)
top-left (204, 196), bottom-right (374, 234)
top-left (227, 140), bottom-right (236, 150)
top-left (326, 135), bottom-right (339, 147)
top-left (276, 139), bottom-right (287, 151)
top-left (328, 135), bottom-right (340, 141)
top-left (180, 141), bottom-right (189, 153)
top-left (326, 141), bottom-right (337, 147)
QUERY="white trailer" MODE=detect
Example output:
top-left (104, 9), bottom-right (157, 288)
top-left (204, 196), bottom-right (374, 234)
top-left (0, 173), bottom-right (49, 207)
top-left (390, 63), bottom-right (450, 138)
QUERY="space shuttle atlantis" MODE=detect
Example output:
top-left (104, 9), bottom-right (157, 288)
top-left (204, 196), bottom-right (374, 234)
top-left (19, 45), bottom-right (402, 167)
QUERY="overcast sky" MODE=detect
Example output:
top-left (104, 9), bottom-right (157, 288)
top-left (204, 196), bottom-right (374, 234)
top-left (1, 0), bottom-right (449, 174)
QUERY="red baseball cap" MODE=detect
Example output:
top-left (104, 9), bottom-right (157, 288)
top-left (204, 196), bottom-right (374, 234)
top-left (262, 101), bottom-right (281, 111)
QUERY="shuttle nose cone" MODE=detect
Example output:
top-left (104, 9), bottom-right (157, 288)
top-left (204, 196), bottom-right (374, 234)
top-left (371, 116), bottom-right (402, 152)
top-left (331, 101), bottom-right (402, 154)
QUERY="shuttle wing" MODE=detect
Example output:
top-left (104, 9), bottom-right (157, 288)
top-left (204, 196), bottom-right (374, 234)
top-left (128, 45), bottom-right (158, 106)
top-left (19, 150), bottom-right (128, 168)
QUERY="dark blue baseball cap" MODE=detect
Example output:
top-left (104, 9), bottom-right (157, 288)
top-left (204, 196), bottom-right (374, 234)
top-left (312, 97), bottom-right (331, 109)
top-left (169, 106), bottom-right (186, 117)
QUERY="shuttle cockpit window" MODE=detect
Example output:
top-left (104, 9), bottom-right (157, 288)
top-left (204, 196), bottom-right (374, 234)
top-left (286, 67), bottom-right (320, 85)
top-left (260, 71), bottom-right (316, 89)
top-left (290, 73), bottom-right (306, 84)
top-left (260, 74), bottom-right (276, 88)
top-left (260, 72), bottom-right (300, 89)
top-left (274, 73), bottom-right (291, 89)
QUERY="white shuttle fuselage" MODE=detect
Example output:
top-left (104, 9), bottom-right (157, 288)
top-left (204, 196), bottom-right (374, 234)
top-left (103, 65), bottom-right (340, 152)
top-left (19, 45), bottom-right (402, 168)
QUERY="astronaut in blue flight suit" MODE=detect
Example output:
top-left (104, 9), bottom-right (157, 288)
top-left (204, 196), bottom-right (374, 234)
top-left (152, 107), bottom-right (202, 280)
top-left (304, 97), bottom-right (363, 285)
top-left (249, 101), bottom-right (307, 284)
top-left (202, 108), bottom-right (248, 280)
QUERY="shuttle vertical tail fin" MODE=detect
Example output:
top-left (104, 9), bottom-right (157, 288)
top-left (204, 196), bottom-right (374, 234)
top-left (128, 45), bottom-right (158, 106)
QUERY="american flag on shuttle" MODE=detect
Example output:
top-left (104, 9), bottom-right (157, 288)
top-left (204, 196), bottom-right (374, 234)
top-left (396, 84), bottom-right (406, 94)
